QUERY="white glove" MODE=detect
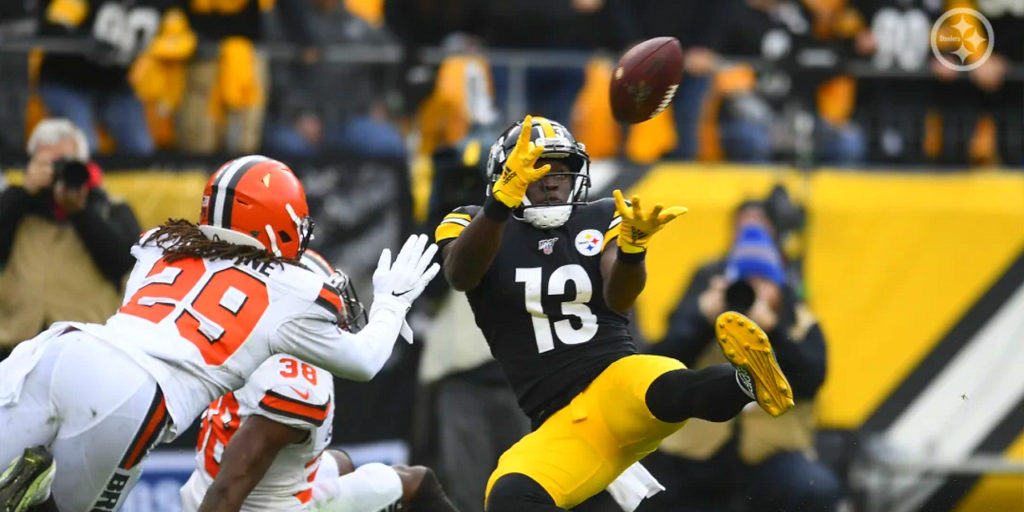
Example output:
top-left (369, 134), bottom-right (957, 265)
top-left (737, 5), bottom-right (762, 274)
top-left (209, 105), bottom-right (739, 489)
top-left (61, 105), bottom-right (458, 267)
top-left (372, 234), bottom-right (440, 312)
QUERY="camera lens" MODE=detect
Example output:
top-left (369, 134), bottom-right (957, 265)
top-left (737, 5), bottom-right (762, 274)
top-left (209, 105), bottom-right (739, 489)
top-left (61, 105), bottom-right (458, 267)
top-left (725, 280), bottom-right (756, 313)
top-left (53, 159), bottom-right (90, 189)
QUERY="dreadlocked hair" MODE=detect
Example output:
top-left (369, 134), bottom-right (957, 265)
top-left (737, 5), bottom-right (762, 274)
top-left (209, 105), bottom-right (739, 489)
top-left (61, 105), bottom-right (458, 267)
top-left (148, 219), bottom-right (297, 267)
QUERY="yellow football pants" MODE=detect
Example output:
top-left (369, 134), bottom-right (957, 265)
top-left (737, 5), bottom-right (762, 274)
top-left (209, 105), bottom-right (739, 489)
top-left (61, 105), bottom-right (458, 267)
top-left (484, 354), bottom-right (687, 509)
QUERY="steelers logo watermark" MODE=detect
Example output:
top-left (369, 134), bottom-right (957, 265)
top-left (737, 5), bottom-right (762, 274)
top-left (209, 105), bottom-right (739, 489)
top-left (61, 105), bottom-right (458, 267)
top-left (930, 8), bottom-right (994, 72)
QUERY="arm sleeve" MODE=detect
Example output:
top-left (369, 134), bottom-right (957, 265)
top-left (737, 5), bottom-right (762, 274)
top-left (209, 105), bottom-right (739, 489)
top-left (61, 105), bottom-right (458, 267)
top-left (646, 263), bottom-right (719, 366)
top-left (769, 305), bottom-right (827, 399)
top-left (0, 187), bottom-right (33, 267)
top-left (68, 189), bottom-right (142, 284)
top-left (273, 296), bottom-right (409, 381)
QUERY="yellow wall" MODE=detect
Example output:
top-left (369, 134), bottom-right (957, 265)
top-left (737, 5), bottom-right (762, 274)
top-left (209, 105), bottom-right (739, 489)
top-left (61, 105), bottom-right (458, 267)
top-left (630, 165), bottom-right (1024, 429)
top-left (4, 170), bottom-right (210, 229)
top-left (803, 171), bottom-right (1024, 428)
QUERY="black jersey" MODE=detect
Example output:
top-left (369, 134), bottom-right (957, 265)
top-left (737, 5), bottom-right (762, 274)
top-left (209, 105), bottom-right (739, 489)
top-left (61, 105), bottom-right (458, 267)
top-left (38, 0), bottom-right (168, 90)
top-left (184, 0), bottom-right (261, 43)
top-left (436, 199), bottom-right (637, 425)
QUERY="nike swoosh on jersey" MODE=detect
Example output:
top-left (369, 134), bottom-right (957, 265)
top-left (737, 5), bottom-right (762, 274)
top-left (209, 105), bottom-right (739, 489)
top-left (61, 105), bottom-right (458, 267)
top-left (289, 387), bottom-right (311, 400)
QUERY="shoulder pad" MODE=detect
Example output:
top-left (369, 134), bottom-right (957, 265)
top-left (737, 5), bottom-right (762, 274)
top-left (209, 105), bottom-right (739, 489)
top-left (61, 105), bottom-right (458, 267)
top-left (257, 386), bottom-right (332, 428)
top-left (435, 205), bottom-right (482, 244)
top-left (244, 356), bottom-right (333, 428)
top-left (314, 283), bottom-right (344, 325)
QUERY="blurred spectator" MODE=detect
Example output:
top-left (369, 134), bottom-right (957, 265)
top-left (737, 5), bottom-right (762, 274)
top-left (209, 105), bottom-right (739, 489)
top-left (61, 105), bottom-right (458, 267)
top-left (412, 112), bottom-right (528, 512)
top-left (0, 119), bottom-right (140, 360)
top-left (34, 0), bottom-right (165, 155)
top-left (637, 0), bottom-right (735, 160)
top-left (853, 0), bottom-right (940, 164)
top-left (479, 0), bottom-right (641, 124)
top-left (711, 0), bottom-right (866, 164)
top-left (415, 35), bottom-right (500, 159)
top-left (641, 199), bottom-right (839, 512)
top-left (264, 0), bottom-right (404, 158)
top-left (177, 0), bottom-right (314, 154)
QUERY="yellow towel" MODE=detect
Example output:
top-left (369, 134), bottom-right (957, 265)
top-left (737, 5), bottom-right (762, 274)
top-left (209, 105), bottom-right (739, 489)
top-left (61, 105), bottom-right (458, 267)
top-left (46, 0), bottom-right (88, 27)
top-left (571, 57), bottom-right (622, 160)
top-left (216, 37), bottom-right (263, 111)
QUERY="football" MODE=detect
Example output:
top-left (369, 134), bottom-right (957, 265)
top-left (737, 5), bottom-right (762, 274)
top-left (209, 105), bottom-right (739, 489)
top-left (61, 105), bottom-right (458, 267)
top-left (609, 37), bottom-right (684, 124)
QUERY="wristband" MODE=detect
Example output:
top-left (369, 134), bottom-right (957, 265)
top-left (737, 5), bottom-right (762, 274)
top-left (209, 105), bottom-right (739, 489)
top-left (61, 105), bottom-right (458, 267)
top-left (483, 195), bottom-right (512, 222)
top-left (617, 246), bottom-right (647, 264)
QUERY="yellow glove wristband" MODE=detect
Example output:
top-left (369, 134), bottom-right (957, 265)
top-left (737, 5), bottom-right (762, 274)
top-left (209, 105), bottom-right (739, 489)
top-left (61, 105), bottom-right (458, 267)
top-left (491, 115), bottom-right (551, 208)
top-left (613, 189), bottom-right (687, 253)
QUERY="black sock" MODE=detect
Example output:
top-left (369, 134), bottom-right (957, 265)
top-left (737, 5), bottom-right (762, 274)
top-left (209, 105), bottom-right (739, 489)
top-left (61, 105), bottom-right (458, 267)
top-left (644, 364), bottom-right (751, 423)
top-left (409, 468), bottom-right (460, 512)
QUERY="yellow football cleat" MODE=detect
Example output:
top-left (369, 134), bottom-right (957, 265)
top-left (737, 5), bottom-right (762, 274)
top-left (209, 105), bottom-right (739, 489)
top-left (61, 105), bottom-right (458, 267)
top-left (715, 311), bottom-right (795, 417)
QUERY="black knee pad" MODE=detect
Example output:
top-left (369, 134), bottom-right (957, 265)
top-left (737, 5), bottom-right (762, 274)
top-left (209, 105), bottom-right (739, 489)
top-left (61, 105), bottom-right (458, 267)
top-left (486, 473), bottom-right (558, 512)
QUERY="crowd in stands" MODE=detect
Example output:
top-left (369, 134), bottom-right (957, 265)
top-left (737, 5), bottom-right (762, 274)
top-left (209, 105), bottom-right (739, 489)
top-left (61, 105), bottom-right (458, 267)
top-left (0, 0), bottom-right (1020, 167)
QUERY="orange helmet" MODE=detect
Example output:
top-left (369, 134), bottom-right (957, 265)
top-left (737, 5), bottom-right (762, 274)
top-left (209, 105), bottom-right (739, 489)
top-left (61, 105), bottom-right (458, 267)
top-left (199, 155), bottom-right (313, 259)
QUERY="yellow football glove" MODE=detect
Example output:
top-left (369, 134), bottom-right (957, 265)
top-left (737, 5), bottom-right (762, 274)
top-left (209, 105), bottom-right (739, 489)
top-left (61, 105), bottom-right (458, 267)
top-left (491, 115), bottom-right (551, 208)
top-left (613, 189), bottom-right (688, 253)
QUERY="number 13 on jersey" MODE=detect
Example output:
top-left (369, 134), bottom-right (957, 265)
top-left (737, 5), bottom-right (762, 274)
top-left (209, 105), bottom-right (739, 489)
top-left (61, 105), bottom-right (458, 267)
top-left (515, 264), bottom-right (598, 353)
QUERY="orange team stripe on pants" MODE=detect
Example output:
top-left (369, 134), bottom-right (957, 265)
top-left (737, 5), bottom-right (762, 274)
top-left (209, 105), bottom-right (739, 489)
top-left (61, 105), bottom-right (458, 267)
top-left (120, 389), bottom-right (169, 470)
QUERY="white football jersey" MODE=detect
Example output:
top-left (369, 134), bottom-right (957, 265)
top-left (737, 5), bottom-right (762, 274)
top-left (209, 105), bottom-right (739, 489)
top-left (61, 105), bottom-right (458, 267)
top-left (180, 354), bottom-right (335, 511)
top-left (72, 232), bottom-right (406, 438)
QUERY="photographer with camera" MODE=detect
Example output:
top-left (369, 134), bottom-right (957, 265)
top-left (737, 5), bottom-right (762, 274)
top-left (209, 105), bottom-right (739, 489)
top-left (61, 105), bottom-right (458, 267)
top-left (0, 118), bottom-right (141, 360)
top-left (640, 199), bottom-right (840, 512)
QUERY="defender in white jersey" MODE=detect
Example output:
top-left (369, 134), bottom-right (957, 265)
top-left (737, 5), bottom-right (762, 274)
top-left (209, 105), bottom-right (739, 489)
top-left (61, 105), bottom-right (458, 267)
top-left (181, 251), bottom-right (460, 512)
top-left (180, 353), bottom-right (336, 511)
top-left (0, 156), bottom-right (439, 512)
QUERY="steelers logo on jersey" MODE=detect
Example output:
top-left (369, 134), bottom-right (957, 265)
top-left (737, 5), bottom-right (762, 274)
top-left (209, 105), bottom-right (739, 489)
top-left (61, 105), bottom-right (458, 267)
top-left (575, 229), bottom-right (604, 257)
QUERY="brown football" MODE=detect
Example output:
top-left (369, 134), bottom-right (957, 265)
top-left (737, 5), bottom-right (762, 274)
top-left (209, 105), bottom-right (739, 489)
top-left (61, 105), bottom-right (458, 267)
top-left (609, 37), bottom-right (684, 124)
